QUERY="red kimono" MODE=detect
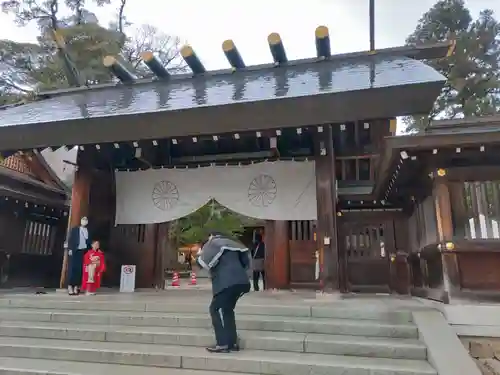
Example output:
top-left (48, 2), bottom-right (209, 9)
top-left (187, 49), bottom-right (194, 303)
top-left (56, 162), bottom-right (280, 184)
top-left (82, 249), bottom-right (106, 293)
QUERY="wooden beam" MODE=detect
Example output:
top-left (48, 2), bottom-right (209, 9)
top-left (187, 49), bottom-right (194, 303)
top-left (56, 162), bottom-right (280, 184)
top-left (444, 166), bottom-right (500, 182)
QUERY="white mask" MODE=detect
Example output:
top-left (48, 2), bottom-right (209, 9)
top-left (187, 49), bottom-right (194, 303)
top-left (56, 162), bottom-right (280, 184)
top-left (80, 218), bottom-right (88, 227)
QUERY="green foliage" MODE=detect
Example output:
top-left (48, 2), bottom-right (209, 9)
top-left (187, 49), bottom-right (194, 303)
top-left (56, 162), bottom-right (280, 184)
top-left (0, 92), bottom-right (22, 105)
top-left (169, 201), bottom-right (246, 246)
top-left (0, 39), bottom-right (45, 93)
top-left (404, 0), bottom-right (500, 133)
top-left (34, 23), bottom-right (124, 88)
top-left (0, 0), bottom-right (186, 96)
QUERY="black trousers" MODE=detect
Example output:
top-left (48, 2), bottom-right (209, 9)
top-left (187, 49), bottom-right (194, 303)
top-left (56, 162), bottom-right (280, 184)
top-left (67, 249), bottom-right (85, 287)
top-left (209, 283), bottom-right (250, 347)
top-left (252, 270), bottom-right (265, 291)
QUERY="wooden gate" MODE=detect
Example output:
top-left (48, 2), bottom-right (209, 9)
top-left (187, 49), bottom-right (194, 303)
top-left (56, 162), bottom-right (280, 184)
top-left (289, 220), bottom-right (317, 287)
top-left (338, 217), bottom-right (395, 293)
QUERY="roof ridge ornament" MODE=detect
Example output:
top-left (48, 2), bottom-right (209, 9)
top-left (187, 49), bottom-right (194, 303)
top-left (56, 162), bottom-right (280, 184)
top-left (222, 40), bottom-right (246, 70)
top-left (181, 45), bottom-right (206, 75)
top-left (315, 26), bottom-right (331, 58)
top-left (103, 56), bottom-right (136, 84)
top-left (267, 32), bottom-right (288, 65)
top-left (141, 52), bottom-right (171, 80)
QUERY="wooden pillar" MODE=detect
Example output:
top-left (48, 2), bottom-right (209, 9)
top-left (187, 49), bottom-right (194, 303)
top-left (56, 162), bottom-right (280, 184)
top-left (314, 125), bottom-right (340, 291)
top-left (154, 222), bottom-right (170, 289)
top-left (264, 220), bottom-right (289, 289)
top-left (59, 166), bottom-right (91, 288)
top-left (433, 170), bottom-right (460, 303)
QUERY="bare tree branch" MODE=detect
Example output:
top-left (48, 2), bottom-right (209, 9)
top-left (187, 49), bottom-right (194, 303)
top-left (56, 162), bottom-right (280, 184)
top-left (117, 0), bottom-right (126, 35)
top-left (123, 24), bottom-right (187, 77)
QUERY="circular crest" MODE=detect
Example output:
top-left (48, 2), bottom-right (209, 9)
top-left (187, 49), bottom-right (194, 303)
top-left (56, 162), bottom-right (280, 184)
top-left (248, 174), bottom-right (277, 207)
top-left (152, 181), bottom-right (180, 211)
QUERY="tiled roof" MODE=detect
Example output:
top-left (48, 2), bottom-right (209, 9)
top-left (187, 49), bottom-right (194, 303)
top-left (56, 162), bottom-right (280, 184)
top-left (0, 55), bottom-right (445, 128)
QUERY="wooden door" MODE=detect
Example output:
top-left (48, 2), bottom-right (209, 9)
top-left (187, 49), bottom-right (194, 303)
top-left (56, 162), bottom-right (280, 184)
top-left (109, 224), bottom-right (157, 288)
top-left (289, 220), bottom-right (317, 287)
top-left (338, 218), bottom-right (394, 293)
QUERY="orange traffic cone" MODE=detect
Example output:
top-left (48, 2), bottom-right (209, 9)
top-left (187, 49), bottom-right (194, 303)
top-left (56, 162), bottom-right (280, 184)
top-left (171, 272), bottom-right (180, 288)
top-left (190, 271), bottom-right (197, 286)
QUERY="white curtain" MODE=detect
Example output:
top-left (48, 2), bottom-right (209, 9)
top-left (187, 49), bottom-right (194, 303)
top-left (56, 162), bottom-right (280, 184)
top-left (115, 167), bottom-right (213, 224)
top-left (115, 161), bottom-right (317, 225)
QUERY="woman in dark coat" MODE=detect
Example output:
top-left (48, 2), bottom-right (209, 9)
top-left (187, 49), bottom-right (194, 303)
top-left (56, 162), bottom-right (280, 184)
top-left (251, 233), bottom-right (266, 291)
top-left (66, 216), bottom-right (91, 295)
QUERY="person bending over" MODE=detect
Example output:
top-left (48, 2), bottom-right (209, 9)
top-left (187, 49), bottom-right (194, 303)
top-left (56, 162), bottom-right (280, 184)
top-left (197, 231), bottom-right (251, 353)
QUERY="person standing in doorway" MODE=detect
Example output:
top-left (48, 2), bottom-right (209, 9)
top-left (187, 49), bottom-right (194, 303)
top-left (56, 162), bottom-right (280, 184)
top-left (184, 251), bottom-right (193, 271)
top-left (251, 233), bottom-right (266, 291)
top-left (196, 231), bottom-right (251, 353)
top-left (66, 216), bottom-right (91, 295)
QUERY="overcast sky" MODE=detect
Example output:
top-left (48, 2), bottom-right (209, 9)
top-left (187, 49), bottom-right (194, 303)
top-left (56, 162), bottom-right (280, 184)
top-left (1, 0), bottom-right (499, 71)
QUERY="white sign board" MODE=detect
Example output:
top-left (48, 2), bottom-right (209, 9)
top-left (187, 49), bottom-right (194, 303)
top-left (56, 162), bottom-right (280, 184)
top-left (120, 265), bottom-right (136, 293)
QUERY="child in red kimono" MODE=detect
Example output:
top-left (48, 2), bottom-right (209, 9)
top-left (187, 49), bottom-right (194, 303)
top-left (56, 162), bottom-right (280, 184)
top-left (82, 240), bottom-right (106, 295)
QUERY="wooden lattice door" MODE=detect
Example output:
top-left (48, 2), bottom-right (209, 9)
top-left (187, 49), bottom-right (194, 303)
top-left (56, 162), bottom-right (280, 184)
top-left (339, 219), bottom-right (395, 293)
top-left (288, 220), bottom-right (317, 286)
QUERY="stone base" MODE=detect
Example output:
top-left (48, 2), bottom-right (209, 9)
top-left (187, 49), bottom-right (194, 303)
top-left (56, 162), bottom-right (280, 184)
top-left (462, 337), bottom-right (500, 375)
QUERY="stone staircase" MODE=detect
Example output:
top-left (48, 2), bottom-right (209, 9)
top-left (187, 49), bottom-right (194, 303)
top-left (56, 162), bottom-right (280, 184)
top-left (0, 293), bottom-right (438, 374)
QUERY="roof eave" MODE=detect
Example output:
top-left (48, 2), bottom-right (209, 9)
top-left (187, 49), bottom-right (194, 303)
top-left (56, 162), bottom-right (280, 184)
top-left (0, 81), bottom-right (445, 152)
top-left (373, 127), bottom-right (500, 199)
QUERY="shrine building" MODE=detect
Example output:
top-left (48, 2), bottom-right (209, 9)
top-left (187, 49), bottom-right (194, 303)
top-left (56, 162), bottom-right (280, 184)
top-left (0, 24), bottom-right (499, 303)
top-left (0, 151), bottom-right (69, 288)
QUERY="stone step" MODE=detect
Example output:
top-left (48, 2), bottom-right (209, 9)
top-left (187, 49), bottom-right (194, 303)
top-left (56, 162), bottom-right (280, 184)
top-left (0, 298), bottom-right (414, 322)
top-left (0, 321), bottom-right (427, 359)
top-left (0, 337), bottom-right (436, 375)
top-left (0, 308), bottom-right (419, 338)
top-left (0, 357), bottom-right (251, 375)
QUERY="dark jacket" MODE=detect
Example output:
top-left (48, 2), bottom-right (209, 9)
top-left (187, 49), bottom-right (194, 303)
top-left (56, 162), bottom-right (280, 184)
top-left (202, 249), bottom-right (250, 296)
top-left (252, 242), bottom-right (265, 260)
top-left (67, 226), bottom-right (91, 252)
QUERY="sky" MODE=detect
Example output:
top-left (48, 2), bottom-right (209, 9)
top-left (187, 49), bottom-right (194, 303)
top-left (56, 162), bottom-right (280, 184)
top-left (1, 0), bottom-right (500, 71)
top-left (2, 0), bottom-right (500, 179)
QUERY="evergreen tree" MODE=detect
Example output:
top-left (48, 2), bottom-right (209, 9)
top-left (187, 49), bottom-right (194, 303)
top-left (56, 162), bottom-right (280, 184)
top-left (0, 0), bottom-right (186, 97)
top-left (169, 200), bottom-right (247, 246)
top-left (404, 0), bottom-right (500, 132)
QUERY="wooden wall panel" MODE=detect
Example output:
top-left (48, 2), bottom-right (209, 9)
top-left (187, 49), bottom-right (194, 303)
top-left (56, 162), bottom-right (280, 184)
top-left (88, 170), bottom-right (115, 247)
top-left (288, 220), bottom-right (317, 285)
top-left (289, 240), bottom-right (316, 283)
top-left (458, 252), bottom-right (500, 290)
top-left (109, 224), bottom-right (157, 288)
top-left (265, 220), bottom-right (289, 289)
top-left (0, 210), bottom-right (26, 255)
top-left (88, 168), bottom-right (119, 287)
top-left (394, 214), bottom-right (409, 251)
